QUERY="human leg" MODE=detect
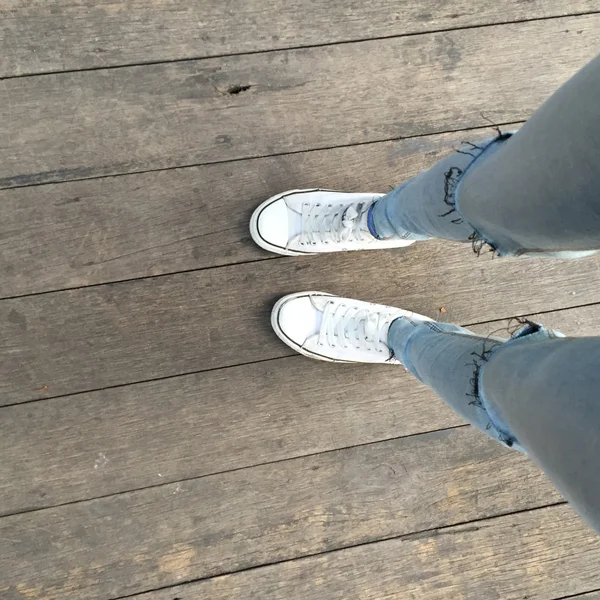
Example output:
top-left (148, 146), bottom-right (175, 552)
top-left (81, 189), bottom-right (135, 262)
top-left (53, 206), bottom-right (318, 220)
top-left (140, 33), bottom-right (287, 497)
top-left (388, 316), bottom-right (600, 533)
top-left (271, 291), bottom-right (600, 534)
top-left (372, 53), bottom-right (600, 257)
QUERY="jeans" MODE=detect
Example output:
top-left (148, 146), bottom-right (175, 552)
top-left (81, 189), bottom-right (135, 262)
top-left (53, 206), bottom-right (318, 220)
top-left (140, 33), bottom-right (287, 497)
top-left (372, 53), bottom-right (600, 257)
top-left (373, 53), bottom-right (600, 533)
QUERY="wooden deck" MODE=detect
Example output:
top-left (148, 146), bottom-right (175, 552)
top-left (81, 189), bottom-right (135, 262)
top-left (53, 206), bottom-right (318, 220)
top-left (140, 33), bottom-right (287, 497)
top-left (2, 2), bottom-right (600, 599)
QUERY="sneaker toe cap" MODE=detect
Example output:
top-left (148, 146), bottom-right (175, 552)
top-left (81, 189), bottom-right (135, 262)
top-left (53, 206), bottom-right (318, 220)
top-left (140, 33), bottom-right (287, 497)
top-left (273, 295), bottom-right (322, 346)
top-left (254, 199), bottom-right (291, 249)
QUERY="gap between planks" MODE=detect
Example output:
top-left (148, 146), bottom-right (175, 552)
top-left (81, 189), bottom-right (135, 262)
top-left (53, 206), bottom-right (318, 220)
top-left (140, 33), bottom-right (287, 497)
top-left (2, 301), bottom-right (599, 516)
top-left (2, 0), bottom-right (600, 79)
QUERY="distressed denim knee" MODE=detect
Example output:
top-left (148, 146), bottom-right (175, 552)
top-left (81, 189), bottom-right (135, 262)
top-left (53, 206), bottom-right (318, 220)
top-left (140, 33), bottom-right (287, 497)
top-left (478, 322), bottom-right (566, 450)
top-left (388, 317), bottom-right (565, 453)
top-left (371, 131), bottom-right (599, 258)
top-left (370, 134), bottom-right (514, 250)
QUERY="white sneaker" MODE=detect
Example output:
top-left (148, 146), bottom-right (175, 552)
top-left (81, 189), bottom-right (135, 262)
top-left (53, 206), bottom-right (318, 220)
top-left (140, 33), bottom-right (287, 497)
top-left (250, 189), bottom-right (414, 256)
top-left (271, 292), bottom-right (432, 364)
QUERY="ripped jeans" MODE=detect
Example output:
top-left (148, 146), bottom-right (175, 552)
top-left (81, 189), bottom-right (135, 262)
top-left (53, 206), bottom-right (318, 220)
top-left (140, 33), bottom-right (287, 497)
top-left (371, 53), bottom-right (600, 257)
top-left (373, 53), bottom-right (600, 533)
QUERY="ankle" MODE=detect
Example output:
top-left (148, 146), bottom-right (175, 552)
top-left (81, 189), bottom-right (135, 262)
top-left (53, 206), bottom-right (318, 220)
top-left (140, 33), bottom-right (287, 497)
top-left (387, 317), bottom-right (424, 368)
top-left (370, 188), bottom-right (430, 242)
top-left (368, 198), bottom-right (398, 240)
top-left (367, 203), bottom-right (384, 239)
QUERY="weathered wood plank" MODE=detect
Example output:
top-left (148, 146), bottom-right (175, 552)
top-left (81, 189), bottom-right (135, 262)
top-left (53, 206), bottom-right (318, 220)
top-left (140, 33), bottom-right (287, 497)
top-left (3, 237), bottom-right (600, 404)
top-left (1, 16), bottom-right (598, 187)
top-left (0, 128), bottom-right (493, 297)
top-left (132, 506), bottom-right (600, 600)
top-left (1, 301), bottom-right (598, 515)
top-left (2, 0), bottom-right (599, 77)
top-left (0, 359), bottom-right (458, 515)
top-left (0, 427), bottom-right (560, 600)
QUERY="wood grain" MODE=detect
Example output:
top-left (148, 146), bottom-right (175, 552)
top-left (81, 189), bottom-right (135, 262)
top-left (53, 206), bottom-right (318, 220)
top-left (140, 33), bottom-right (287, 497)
top-left (0, 427), bottom-right (560, 600)
top-left (4, 238), bottom-right (600, 405)
top-left (2, 0), bottom-right (599, 77)
top-left (0, 358), bottom-right (459, 515)
top-left (4, 6), bottom-right (600, 600)
top-left (1, 300), bottom-right (599, 515)
top-left (132, 506), bottom-right (600, 600)
top-left (1, 16), bottom-right (598, 188)
top-left (0, 128), bottom-right (494, 297)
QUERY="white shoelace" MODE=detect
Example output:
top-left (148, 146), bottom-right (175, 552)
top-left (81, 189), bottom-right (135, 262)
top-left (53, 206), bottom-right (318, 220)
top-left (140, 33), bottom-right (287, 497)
top-left (298, 201), bottom-right (372, 247)
top-left (318, 301), bottom-right (394, 354)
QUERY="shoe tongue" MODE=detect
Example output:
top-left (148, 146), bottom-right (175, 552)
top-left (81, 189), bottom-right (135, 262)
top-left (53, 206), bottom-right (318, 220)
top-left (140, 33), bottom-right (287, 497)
top-left (379, 321), bottom-right (391, 345)
top-left (289, 209), bottom-right (302, 239)
top-left (342, 205), bottom-right (372, 234)
top-left (291, 202), bottom-right (373, 243)
top-left (364, 313), bottom-right (390, 345)
top-left (342, 206), bottom-right (359, 227)
top-left (360, 208), bottom-right (372, 235)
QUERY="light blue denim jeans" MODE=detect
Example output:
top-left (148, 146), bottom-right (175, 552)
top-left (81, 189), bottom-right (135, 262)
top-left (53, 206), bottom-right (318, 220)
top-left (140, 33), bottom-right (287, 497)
top-left (371, 53), bottom-right (600, 258)
top-left (373, 53), bottom-right (600, 533)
